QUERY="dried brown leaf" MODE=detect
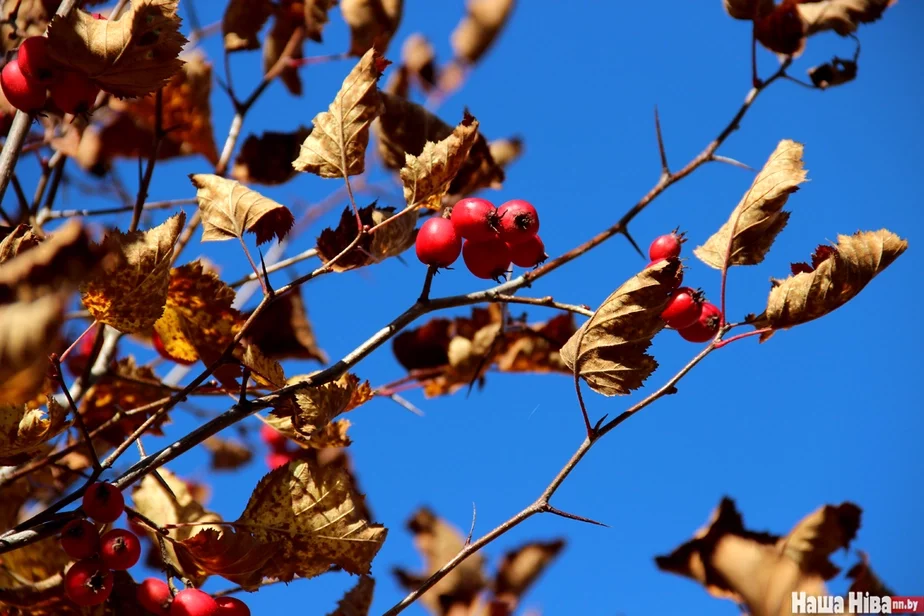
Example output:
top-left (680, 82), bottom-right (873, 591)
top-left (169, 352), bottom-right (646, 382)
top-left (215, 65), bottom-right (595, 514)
top-left (45, 0), bottom-right (188, 98)
top-left (175, 527), bottom-right (279, 590)
top-left (559, 259), bottom-right (679, 396)
top-left (0, 224), bottom-right (40, 263)
top-left (305, 0), bottom-right (338, 42)
top-left (238, 344), bottom-right (286, 389)
top-left (223, 0), bottom-right (273, 52)
top-left (81, 357), bottom-right (169, 446)
top-left (846, 552), bottom-right (895, 596)
top-left (80, 213), bottom-right (185, 334)
top-left (778, 502), bottom-right (861, 579)
top-left (326, 575), bottom-right (375, 616)
top-left (494, 539), bottom-right (565, 608)
top-left (755, 1), bottom-right (806, 56)
top-left (799, 0), bottom-right (895, 36)
top-left (190, 174), bottom-right (294, 245)
top-left (695, 140), bottom-right (806, 269)
top-left (0, 295), bottom-right (65, 405)
top-left (401, 111), bottom-right (480, 210)
top-left (0, 0), bottom-right (52, 55)
top-left (232, 127), bottom-right (313, 186)
top-left (724, 0), bottom-right (775, 20)
top-left (271, 373), bottom-right (372, 439)
top-left (315, 203), bottom-right (414, 271)
top-left (808, 57), bottom-right (858, 88)
top-left (263, 10), bottom-right (305, 96)
top-left (0, 398), bottom-right (67, 465)
top-left (340, 0), bottom-right (403, 56)
top-left (488, 137), bottom-right (523, 170)
top-left (495, 313), bottom-right (577, 375)
top-left (244, 290), bottom-right (327, 362)
top-left (401, 33), bottom-right (437, 91)
top-left (203, 436), bottom-right (254, 471)
top-left (451, 0), bottom-right (516, 65)
top-left (293, 49), bottom-right (387, 179)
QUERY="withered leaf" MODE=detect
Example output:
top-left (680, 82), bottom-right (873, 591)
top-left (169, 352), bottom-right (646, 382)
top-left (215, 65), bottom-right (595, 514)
top-left (45, 0), bottom-right (188, 98)
top-left (316, 203), bottom-right (414, 271)
top-left (0, 295), bottom-right (66, 405)
top-left (494, 539), bottom-right (565, 608)
top-left (0, 398), bottom-right (67, 465)
top-left (238, 343), bottom-right (286, 389)
top-left (401, 33), bottom-right (437, 91)
top-left (0, 0), bottom-right (53, 55)
top-left (272, 373), bottom-right (372, 439)
top-left (244, 290), bottom-right (327, 362)
top-left (0, 531), bottom-right (70, 592)
top-left (560, 258), bottom-right (679, 397)
top-left (451, 0), bottom-right (516, 65)
top-left (340, 0), bottom-right (403, 56)
top-left (305, 0), bottom-right (338, 42)
top-left (203, 436), bottom-right (254, 471)
top-left (0, 224), bottom-right (40, 263)
top-left (263, 9), bottom-right (305, 96)
top-left (81, 212), bottom-right (185, 334)
top-left (232, 127), bottom-right (313, 186)
top-left (695, 140), bottom-right (807, 269)
top-left (755, 1), bottom-right (806, 56)
top-left (799, 0), bottom-right (895, 37)
top-left (757, 229), bottom-right (907, 336)
top-left (293, 49), bottom-right (387, 179)
top-left (401, 112), bottom-right (480, 210)
top-left (723, 0), bottom-right (774, 20)
top-left (175, 528), bottom-right (279, 591)
top-left (266, 413), bottom-right (353, 450)
top-left (223, 0), bottom-right (273, 52)
top-left (778, 502), bottom-right (861, 579)
top-left (808, 57), bottom-right (858, 88)
top-left (846, 552), bottom-right (895, 596)
top-left (489, 137), bottom-right (524, 170)
top-left (495, 313), bottom-right (576, 375)
top-left (190, 174), bottom-right (294, 245)
top-left (326, 575), bottom-right (375, 616)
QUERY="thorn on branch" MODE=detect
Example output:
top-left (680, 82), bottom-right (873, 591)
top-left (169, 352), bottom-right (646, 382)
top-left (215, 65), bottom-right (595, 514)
top-left (710, 154), bottom-right (754, 171)
top-left (654, 106), bottom-right (670, 178)
top-left (621, 228), bottom-right (646, 260)
top-left (540, 503), bottom-right (609, 528)
top-left (465, 503), bottom-right (476, 546)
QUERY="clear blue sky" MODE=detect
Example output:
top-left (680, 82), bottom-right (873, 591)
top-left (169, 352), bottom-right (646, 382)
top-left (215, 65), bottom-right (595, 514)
top-left (27, 1), bottom-right (924, 614)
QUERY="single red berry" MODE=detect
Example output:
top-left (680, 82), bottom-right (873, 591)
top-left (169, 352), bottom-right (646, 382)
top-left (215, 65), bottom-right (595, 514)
top-left (496, 199), bottom-right (539, 244)
top-left (99, 528), bottom-right (141, 570)
top-left (450, 198), bottom-right (500, 242)
top-left (508, 234), bottom-right (547, 268)
top-left (216, 597), bottom-right (251, 616)
top-left (266, 451), bottom-right (293, 470)
top-left (153, 330), bottom-right (197, 366)
top-left (462, 238), bottom-right (511, 281)
top-left (137, 578), bottom-right (172, 615)
top-left (647, 258), bottom-right (683, 289)
top-left (260, 424), bottom-right (288, 451)
top-left (415, 217), bottom-right (462, 267)
top-left (92, 12), bottom-right (108, 19)
top-left (82, 482), bottom-right (125, 523)
top-left (648, 230), bottom-right (686, 261)
top-left (171, 588), bottom-right (220, 616)
top-left (64, 559), bottom-right (114, 607)
top-left (677, 302), bottom-right (723, 343)
top-left (60, 519), bottom-right (100, 560)
top-left (1, 61), bottom-right (46, 113)
top-left (660, 287), bottom-right (704, 329)
top-left (16, 36), bottom-right (55, 84)
top-left (49, 70), bottom-right (100, 115)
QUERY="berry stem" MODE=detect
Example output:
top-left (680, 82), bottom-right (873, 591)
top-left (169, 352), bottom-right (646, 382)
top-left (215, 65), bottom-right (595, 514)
top-left (714, 328), bottom-right (772, 349)
top-left (417, 265), bottom-right (438, 303)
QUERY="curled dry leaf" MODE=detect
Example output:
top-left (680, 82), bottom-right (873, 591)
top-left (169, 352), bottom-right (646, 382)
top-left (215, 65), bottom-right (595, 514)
top-left (244, 290), bottom-right (327, 362)
top-left (293, 48), bottom-right (387, 179)
top-left (393, 507), bottom-right (487, 615)
top-left (315, 203), bottom-right (416, 271)
top-left (779, 502), bottom-right (861, 579)
top-left (370, 206), bottom-right (419, 261)
top-left (0, 224), bottom-right (40, 263)
top-left (263, 8), bottom-right (306, 96)
top-left (799, 0), bottom-right (895, 37)
top-left (238, 344), bottom-right (286, 389)
top-left (305, 0), bottom-right (339, 42)
top-left (203, 436), bottom-right (254, 471)
top-left (724, 0), bottom-right (774, 20)
top-left (495, 313), bottom-right (576, 375)
top-left (489, 137), bottom-right (524, 170)
top-left (494, 539), bottom-right (565, 610)
top-left (80, 212), bottom-right (186, 334)
top-left (266, 413), bottom-right (353, 450)
top-left (190, 174), bottom-right (294, 245)
top-left (0, 398), bottom-right (67, 465)
top-left (401, 111), bottom-right (480, 210)
top-left (45, 0), bottom-right (188, 98)
top-left (271, 373), bottom-right (372, 440)
top-left (401, 33), bottom-right (437, 91)
top-left (451, 0), bottom-right (516, 65)
top-left (222, 0), bottom-right (274, 52)
top-left (326, 575), bottom-right (375, 616)
top-left (340, 0), bottom-right (403, 56)
top-left (560, 258), bottom-right (680, 397)
top-left (695, 140), bottom-right (807, 269)
top-left (808, 57), bottom-right (858, 89)
top-left (232, 127), bottom-right (313, 186)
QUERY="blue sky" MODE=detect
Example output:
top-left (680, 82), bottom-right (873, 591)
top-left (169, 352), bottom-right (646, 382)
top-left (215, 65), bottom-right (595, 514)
top-left (22, 1), bottom-right (924, 614)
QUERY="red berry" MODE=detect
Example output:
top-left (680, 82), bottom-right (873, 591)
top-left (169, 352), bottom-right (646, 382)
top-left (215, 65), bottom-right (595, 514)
top-left (82, 482), bottom-right (125, 523)
top-left (260, 424), bottom-right (288, 451)
top-left (415, 217), bottom-right (462, 267)
top-left (496, 199), bottom-right (539, 244)
top-left (137, 578), bottom-right (172, 615)
top-left (508, 234), bottom-right (546, 268)
top-left (49, 70), bottom-right (100, 115)
top-left (153, 330), bottom-right (197, 365)
top-left (660, 287), bottom-right (704, 329)
top-left (462, 238), bottom-right (511, 281)
top-left (17, 36), bottom-right (55, 84)
top-left (677, 302), bottom-right (723, 343)
top-left (1, 61), bottom-right (46, 113)
top-left (450, 198), bottom-right (499, 242)
top-left (99, 528), bottom-right (141, 570)
top-left (60, 519), bottom-right (100, 560)
top-left (216, 597), bottom-right (251, 616)
top-left (266, 451), bottom-right (293, 470)
top-left (92, 12), bottom-right (108, 19)
top-left (65, 323), bottom-right (103, 377)
top-left (647, 258), bottom-right (683, 289)
top-left (648, 230), bottom-right (686, 261)
top-left (171, 588), bottom-right (219, 616)
top-left (64, 559), bottom-right (114, 607)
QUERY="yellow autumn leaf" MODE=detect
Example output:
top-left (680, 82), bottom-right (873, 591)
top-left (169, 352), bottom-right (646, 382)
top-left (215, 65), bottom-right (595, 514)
top-left (238, 344), bottom-right (286, 389)
top-left (190, 174), bottom-right (294, 245)
top-left (400, 112), bottom-right (480, 210)
top-left (271, 373), bottom-right (372, 439)
top-left (0, 398), bottom-right (68, 464)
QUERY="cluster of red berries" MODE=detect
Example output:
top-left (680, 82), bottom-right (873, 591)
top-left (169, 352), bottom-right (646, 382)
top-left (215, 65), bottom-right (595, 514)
top-left (415, 198), bottom-right (547, 280)
top-left (1, 30), bottom-right (103, 116)
top-left (60, 481), bottom-right (249, 615)
top-left (648, 231), bottom-right (724, 343)
top-left (261, 424), bottom-right (296, 470)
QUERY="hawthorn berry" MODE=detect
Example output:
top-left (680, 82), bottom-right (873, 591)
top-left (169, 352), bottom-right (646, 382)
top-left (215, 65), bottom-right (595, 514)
top-left (99, 528), bottom-right (141, 570)
top-left (496, 199), bottom-right (539, 244)
top-left (1, 61), bottom-right (46, 113)
top-left (648, 230), bottom-right (685, 262)
top-left (415, 217), bottom-right (462, 267)
top-left (661, 287), bottom-right (704, 329)
top-left (450, 198), bottom-right (499, 242)
top-left (171, 588), bottom-right (220, 616)
top-left (60, 519), bottom-right (100, 560)
top-left (137, 578), bottom-right (173, 615)
top-left (82, 481), bottom-right (125, 523)
top-left (16, 36), bottom-right (54, 84)
top-left (153, 330), bottom-right (197, 366)
top-left (508, 234), bottom-right (547, 268)
top-left (266, 451), bottom-right (293, 470)
top-left (648, 258), bottom-right (683, 289)
top-left (49, 70), bottom-right (100, 115)
top-left (677, 302), bottom-right (723, 343)
top-left (216, 597), bottom-right (251, 616)
top-left (64, 559), bottom-right (114, 607)
top-left (462, 238), bottom-right (511, 281)
top-left (260, 424), bottom-right (288, 451)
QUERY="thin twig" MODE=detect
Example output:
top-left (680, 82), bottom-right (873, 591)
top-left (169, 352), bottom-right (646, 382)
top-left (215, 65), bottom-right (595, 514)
top-left (50, 355), bottom-right (101, 472)
top-left (229, 247), bottom-right (318, 287)
top-left (493, 295), bottom-right (593, 317)
top-left (130, 88), bottom-right (165, 232)
top-left (42, 198), bottom-right (197, 220)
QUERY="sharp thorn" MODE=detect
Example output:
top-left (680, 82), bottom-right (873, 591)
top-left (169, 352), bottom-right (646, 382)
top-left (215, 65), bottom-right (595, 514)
top-left (543, 504), bottom-right (609, 528)
top-left (622, 228), bottom-right (646, 260)
top-left (654, 105), bottom-right (670, 175)
top-left (711, 154), bottom-right (754, 171)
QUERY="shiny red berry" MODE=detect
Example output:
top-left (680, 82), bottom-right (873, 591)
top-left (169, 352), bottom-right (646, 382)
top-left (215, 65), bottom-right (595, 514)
top-left (462, 238), bottom-right (511, 280)
top-left (82, 482), bottom-right (124, 523)
top-left (171, 588), bottom-right (219, 616)
top-left (260, 424), bottom-right (288, 451)
top-left (216, 597), bottom-right (251, 616)
top-left (1, 61), bottom-right (46, 113)
top-left (648, 230), bottom-right (685, 261)
top-left (647, 258), bottom-right (683, 289)
top-left (17, 36), bottom-right (55, 84)
top-left (137, 578), bottom-right (172, 615)
top-left (49, 70), bottom-right (100, 115)
top-left (508, 234), bottom-right (546, 268)
top-left (64, 559), bottom-right (113, 606)
top-left (99, 528), bottom-right (141, 570)
top-left (450, 198), bottom-right (499, 241)
top-left (60, 519), bottom-right (100, 560)
top-left (677, 302), bottom-right (723, 343)
top-left (415, 217), bottom-right (462, 267)
top-left (496, 199), bottom-right (539, 244)
top-left (661, 287), bottom-right (704, 329)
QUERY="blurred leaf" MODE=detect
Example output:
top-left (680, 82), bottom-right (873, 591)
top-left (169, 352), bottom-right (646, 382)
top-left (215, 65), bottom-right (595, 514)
top-left (203, 436), bottom-right (253, 471)
top-left (305, 0), bottom-right (338, 42)
top-left (800, 0), bottom-right (895, 37)
top-left (263, 8), bottom-right (305, 96)
top-left (401, 33), bottom-right (437, 91)
top-left (808, 57), bottom-right (858, 88)
top-left (488, 137), bottom-right (523, 170)
top-left (244, 290), bottom-right (327, 363)
top-left (223, 0), bottom-right (273, 51)
top-left (0, 224), bottom-right (40, 263)
top-left (846, 552), bottom-right (896, 596)
top-left (723, 0), bottom-right (774, 19)
top-left (451, 0), bottom-right (516, 65)
top-left (755, 1), bottom-right (806, 56)
top-left (340, 0), bottom-right (403, 56)
top-left (779, 502), bottom-right (861, 579)
top-left (326, 575), bottom-right (375, 616)
top-left (400, 111), bottom-right (479, 210)
top-left (190, 174), bottom-right (294, 245)
top-left (232, 127), bottom-right (312, 186)
top-left (0, 295), bottom-right (64, 405)
top-left (0, 0), bottom-right (53, 55)
top-left (494, 539), bottom-right (565, 610)
top-left (0, 398), bottom-right (67, 465)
